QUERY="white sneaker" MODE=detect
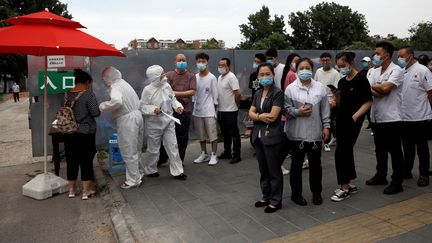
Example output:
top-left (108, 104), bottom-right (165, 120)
top-left (281, 165), bottom-right (290, 175)
top-left (194, 152), bottom-right (210, 164)
top-left (328, 138), bottom-right (336, 146)
top-left (208, 153), bottom-right (218, 166)
top-left (324, 144), bottom-right (331, 152)
top-left (302, 159), bottom-right (309, 169)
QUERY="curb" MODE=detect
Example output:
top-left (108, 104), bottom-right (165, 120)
top-left (93, 158), bottom-right (146, 243)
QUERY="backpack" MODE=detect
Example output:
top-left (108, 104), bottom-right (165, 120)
top-left (55, 90), bottom-right (86, 134)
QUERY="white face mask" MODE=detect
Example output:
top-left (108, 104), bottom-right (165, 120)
top-left (218, 67), bottom-right (227, 75)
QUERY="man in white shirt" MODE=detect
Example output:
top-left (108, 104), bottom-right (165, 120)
top-left (12, 82), bottom-right (20, 102)
top-left (265, 48), bottom-right (285, 90)
top-left (398, 46), bottom-right (432, 187)
top-left (366, 41), bottom-right (405, 195)
top-left (314, 52), bottom-right (341, 152)
top-left (192, 53), bottom-right (219, 166)
top-left (217, 57), bottom-right (242, 164)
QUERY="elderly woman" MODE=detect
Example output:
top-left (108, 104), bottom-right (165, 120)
top-left (285, 57), bottom-right (330, 206)
top-left (65, 69), bottom-right (100, 200)
top-left (249, 63), bottom-right (287, 213)
top-left (140, 65), bottom-right (187, 180)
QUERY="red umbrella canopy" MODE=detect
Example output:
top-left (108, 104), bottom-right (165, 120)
top-left (0, 9), bottom-right (125, 57)
top-left (5, 9), bottom-right (86, 29)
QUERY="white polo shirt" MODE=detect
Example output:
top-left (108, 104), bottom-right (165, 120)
top-left (274, 63), bottom-right (285, 90)
top-left (369, 62), bottom-right (404, 123)
top-left (401, 62), bottom-right (432, 121)
top-left (217, 71), bottom-right (240, 112)
top-left (193, 72), bottom-right (218, 118)
top-left (314, 67), bottom-right (341, 96)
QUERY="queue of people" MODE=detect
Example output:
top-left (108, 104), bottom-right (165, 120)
top-left (62, 44), bottom-right (431, 216)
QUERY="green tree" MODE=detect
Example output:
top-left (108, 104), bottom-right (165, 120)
top-left (0, 0), bottom-right (72, 92)
top-left (409, 21), bottom-right (432, 51)
top-left (288, 2), bottom-right (369, 50)
top-left (343, 41), bottom-right (373, 50)
top-left (201, 40), bottom-right (222, 49)
top-left (238, 5), bottom-right (288, 49)
top-left (253, 32), bottom-right (292, 50)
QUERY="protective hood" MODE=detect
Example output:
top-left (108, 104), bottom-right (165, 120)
top-left (102, 66), bottom-right (122, 87)
top-left (146, 65), bottom-right (166, 87)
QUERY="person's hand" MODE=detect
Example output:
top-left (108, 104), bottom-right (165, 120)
top-left (352, 114), bottom-right (359, 122)
top-left (322, 128), bottom-right (330, 142)
top-left (259, 113), bottom-right (272, 123)
top-left (329, 99), bottom-right (337, 108)
top-left (298, 105), bottom-right (312, 117)
top-left (176, 107), bottom-right (184, 114)
top-left (154, 107), bottom-right (161, 115)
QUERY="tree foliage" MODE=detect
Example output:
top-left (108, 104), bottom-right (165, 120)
top-left (288, 2), bottom-right (369, 49)
top-left (238, 5), bottom-right (289, 49)
top-left (0, 0), bottom-right (72, 92)
top-left (409, 21), bottom-right (432, 51)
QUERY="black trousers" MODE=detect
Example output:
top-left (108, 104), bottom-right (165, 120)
top-left (255, 138), bottom-right (286, 205)
top-left (13, 92), bottom-right (19, 102)
top-left (290, 141), bottom-right (322, 197)
top-left (401, 121), bottom-right (430, 176)
top-left (51, 133), bottom-right (65, 176)
top-left (335, 117), bottom-right (363, 185)
top-left (371, 122), bottom-right (404, 184)
top-left (64, 133), bottom-right (96, 181)
top-left (160, 112), bottom-right (191, 163)
top-left (218, 111), bottom-right (241, 157)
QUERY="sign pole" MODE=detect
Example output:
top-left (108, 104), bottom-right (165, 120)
top-left (43, 56), bottom-right (48, 174)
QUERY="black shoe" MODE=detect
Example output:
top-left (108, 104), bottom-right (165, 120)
top-left (147, 172), bottom-right (160, 178)
top-left (365, 175), bottom-right (388, 186)
top-left (403, 172), bottom-right (413, 179)
top-left (217, 152), bottom-right (232, 160)
top-left (312, 194), bottom-right (323, 205)
top-left (254, 200), bottom-right (270, 208)
top-left (264, 203), bottom-right (281, 213)
top-left (174, 173), bottom-right (187, 180)
top-left (417, 176), bottom-right (429, 187)
top-left (383, 182), bottom-right (403, 195)
top-left (291, 196), bottom-right (307, 206)
top-left (229, 157), bottom-right (242, 164)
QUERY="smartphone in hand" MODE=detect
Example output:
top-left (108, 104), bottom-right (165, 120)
top-left (327, 84), bottom-right (338, 91)
top-left (303, 102), bottom-right (313, 109)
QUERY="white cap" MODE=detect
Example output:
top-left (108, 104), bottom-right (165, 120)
top-left (362, 57), bottom-right (371, 62)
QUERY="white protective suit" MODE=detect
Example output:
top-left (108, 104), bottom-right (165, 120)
top-left (99, 67), bottom-right (145, 186)
top-left (140, 65), bottom-right (184, 176)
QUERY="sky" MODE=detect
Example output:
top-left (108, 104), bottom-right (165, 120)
top-left (62, 0), bottom-right (432, 49)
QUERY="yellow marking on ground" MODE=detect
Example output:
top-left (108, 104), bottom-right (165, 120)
top-left (268, 193), bottom-right (432, 243)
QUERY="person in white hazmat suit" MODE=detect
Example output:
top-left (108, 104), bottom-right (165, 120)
top-left (140, 65), bottom-right (187, 180)
top-left (99, 66), bottom-right (145, 189)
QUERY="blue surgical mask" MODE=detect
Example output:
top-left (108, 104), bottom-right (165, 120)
top-left (291, 63), bottom-right (296, 70)
top-left (373, 55), bottom-right (383, 67)
top-left (398, 58), bottom-right (407, 68)
top-left (267, 59), bottom-right (275, 67)
top-left (197, 63), bottom-right (207, 72)
top-left (258, 76), bottom-right (273, 87)
top-left (176, 61), bottom-right (187, 71)
top-left (361, 61), bottom-right (369, 69)
top-left (253, 63), bottom-right (259, 69)
top-left (297, 69), bottom-right (313, 81)
top-left (339, 67), bottom-right (351, 76)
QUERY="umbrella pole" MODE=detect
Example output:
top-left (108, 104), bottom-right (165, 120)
top-left (43, 57), bottom-right (48, 174)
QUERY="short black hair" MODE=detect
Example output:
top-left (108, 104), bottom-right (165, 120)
top-left (255, 53), bottom-right (267, 63)
top-left (265, 48), bottom-right (278, 57)
top-left (195, 52), bottom-right (209, 61)
top-left (417, 54), bottom-right (430, 66)
top-left (320, 52), bottom-right (332, 59)
top-left (296, 57), bottom-right (314, 71)
top-left (73, 69), bottom-right (92, 84)
top-left (336, 51), bottom-right (356, 64)
top-left (399, 46), bottom-right (414, 56)
top-left (257, 62), bottom-right (275, 76)
top-left (376, 41), bottom-right (395, 57)
top-left (221, 57), bottom-right (231, 67)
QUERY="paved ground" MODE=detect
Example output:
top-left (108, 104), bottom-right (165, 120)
top-left (0, 97), bottom-right (115, 242)
top-left (110, 124), bottom-right (432, 242)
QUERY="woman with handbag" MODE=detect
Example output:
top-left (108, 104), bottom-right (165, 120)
top-left (64, 69), bottom-right (100, 200)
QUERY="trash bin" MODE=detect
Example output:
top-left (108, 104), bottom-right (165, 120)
top-left (108, 133), bottom-right (125, 175)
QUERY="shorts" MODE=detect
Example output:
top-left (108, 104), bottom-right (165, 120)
top-left (194, 116), bottom-right (218, 142)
